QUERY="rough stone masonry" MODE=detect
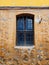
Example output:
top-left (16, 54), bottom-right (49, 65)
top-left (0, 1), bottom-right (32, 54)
top-left (0, 7), bottom-right (49, 65)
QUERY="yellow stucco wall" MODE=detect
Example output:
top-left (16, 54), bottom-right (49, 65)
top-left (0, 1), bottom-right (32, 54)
top-left (0, 0), bottom-right (49, 6)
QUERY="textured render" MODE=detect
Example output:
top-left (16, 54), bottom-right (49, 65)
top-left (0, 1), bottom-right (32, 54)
top-left (0, 8), bottom-right (49, 65)
top-left (0, 0), bottom-right (49, 6)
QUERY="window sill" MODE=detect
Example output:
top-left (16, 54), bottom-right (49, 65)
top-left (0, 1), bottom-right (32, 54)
top-left (14, 46), bottom-right (35, 49)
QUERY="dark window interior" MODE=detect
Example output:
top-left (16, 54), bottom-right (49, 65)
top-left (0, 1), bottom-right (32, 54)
top-left (16, 14), bottom-right (34, 46)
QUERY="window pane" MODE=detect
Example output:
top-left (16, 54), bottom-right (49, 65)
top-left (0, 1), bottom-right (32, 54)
top-left (26, 18), bottom-right (33, 30)
top-left (26, 31), bottom-right (33, 46)
top-left (17, 31), bottom-right (24, 46)
top-left (16, 15), bottom-right (34, 46)
top-left (17, 17), bottom-right (24, 30)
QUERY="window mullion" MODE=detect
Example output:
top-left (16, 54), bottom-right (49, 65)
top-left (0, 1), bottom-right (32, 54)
top-left (24, 17), bottom-right (26, 46)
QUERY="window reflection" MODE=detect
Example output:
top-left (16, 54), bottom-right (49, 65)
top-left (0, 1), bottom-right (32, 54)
top-left (17, 31), bottom-right (24, 46)
top-left (17, 17), bottom-right (24, 30)
top-left (26, 18), bottom-right (33, 30)
top-left (26, 31), bottom-right (33, 46)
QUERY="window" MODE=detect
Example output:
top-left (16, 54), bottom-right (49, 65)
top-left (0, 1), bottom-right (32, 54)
top-left (16, 14), bottom-right (34, 46)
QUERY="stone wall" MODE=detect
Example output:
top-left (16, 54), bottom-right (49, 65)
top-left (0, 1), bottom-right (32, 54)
top-left (0, 8), bottom-right (49, 65)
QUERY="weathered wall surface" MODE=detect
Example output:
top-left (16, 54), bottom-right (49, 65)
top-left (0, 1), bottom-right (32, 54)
top-left (0, 8), bottom-right (49, 65)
